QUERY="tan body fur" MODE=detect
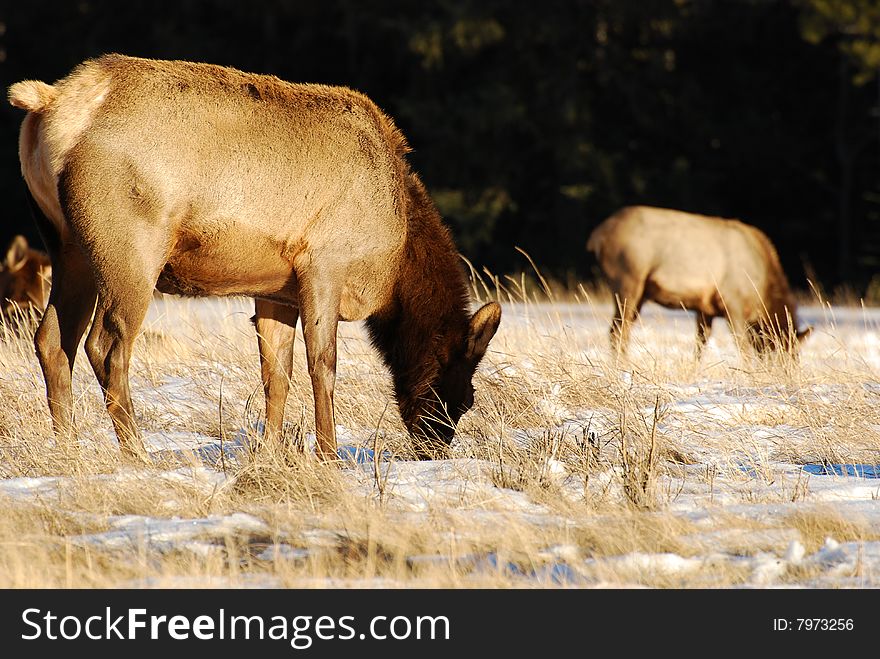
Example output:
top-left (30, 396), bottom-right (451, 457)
top-left (10, 54), bottom-right (501, 460)
top-left (587, 206), bottom-right (809, 355)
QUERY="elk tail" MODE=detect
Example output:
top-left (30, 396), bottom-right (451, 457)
top-left (8, 80), bottom-right (58, 113)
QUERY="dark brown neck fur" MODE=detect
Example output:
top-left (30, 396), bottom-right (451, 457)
top-left (366, 173), bottom-right (471, 428)
top-left (757, 233), bottom-right (798, 332)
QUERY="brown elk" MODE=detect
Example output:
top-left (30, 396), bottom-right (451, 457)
top-left (0, 234), bottom-right (51, 323)
top-left (587, 206), bottom-right (810, 356)
top-left (9, 54), bottom-right (501, 461)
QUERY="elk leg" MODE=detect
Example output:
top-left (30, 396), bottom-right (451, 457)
top-left (610, 282), bottom-right (644, 355)
top-left (84, 286), bottom-right (154, 462)
top-left (725, 313), bottom-right (752, 356)
top-left (695, 312), bottom-right (713, 358)
top-left (298, 279), bottom-right (340, 461)
top-left (33, 245), bottom-right (97, 444)
top-left (58, 159), bottom-right (171, 460)
top-left (253, 299), bottom-right (299, 449)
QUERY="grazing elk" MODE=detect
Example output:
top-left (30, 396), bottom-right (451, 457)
top-left (9, 54), bottom-right (501, 461)
top-left (587, 206), bottom-right (810, 356)
top-left (0, 234), bottom-right (51, 323)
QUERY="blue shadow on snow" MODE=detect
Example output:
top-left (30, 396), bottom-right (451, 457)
top-left (801, 463), bottom-right (880, 479)
top-left (480, 552), bottom-right (586, 586)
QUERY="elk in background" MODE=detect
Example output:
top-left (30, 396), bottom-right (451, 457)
top-left (587, 206), bottom-right (811, 357)
top-left (0, 234), bottom-right (51, 326)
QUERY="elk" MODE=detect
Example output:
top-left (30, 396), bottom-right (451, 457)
top-left (587, 206), bottom-right (810, 356)
top-left (0, 234), bottom-right (51, 323)
top-left (9, 54), bottom-right (501, 461)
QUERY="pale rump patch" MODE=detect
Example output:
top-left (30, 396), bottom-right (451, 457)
top-left (18, 113), bottom-right (66, 241)
top-left (43, 68), bottom-right (112, 176)
top-left (15, 66), bottom-right (113, 242)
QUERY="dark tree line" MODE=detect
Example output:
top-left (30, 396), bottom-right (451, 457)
top-left (1, 1), bottom-right (878, 293)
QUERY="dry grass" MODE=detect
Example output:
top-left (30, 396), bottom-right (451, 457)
top-left (0, 270), bottom-right (878, 588)
top-left (785, 508), bottom-right (880, 553)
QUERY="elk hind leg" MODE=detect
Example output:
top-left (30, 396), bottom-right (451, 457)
top-left (33, 245), bottom-right (97, 446)
top-left (83, 269), bottom-right (155, 462)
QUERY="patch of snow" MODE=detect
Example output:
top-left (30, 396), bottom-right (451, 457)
top-left (585, 551), bottom-right (709, 575)
top-left (70, 512), bottom-right (268, 554)
top-left (255, 544), bottom-right (311, 562)
top-left (0, 475), bottom-right (60, 499)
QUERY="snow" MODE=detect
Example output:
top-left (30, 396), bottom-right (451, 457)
top-left (3, 298), bottom-right (880, 587)
top-left (70, 512), bottom-right (268, 554)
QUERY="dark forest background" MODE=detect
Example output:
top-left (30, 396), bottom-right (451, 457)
top-left (0, 0), bottom-right (878, 295)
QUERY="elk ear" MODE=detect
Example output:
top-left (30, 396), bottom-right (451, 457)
top-left (797, 326), bottom-right (813, 343)
top-left (465, 302), bottom-right (501, 362)
top-left (5, 236), bottom-right (29, 273)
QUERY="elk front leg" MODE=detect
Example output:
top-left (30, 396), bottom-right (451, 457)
top-left (298, 279), bottom-right (340, 462)
top-left (725, 312), bottom-right (753, 357)
top-left (695, 311), bottom-right (713, 359)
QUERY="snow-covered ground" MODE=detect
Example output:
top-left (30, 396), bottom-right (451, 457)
top-left (1, 296), bottom-right (879, 588)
